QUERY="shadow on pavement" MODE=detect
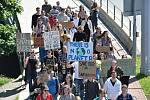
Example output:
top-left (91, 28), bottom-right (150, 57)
top-left (0, 83), bottom-right (25, 97)
top-left (129, 74), bottom-right (148, 84)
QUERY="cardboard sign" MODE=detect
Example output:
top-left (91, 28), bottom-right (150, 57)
top-left (16, 33), bottom-right (31, 52)
top-left (33, 36), bottom-right (44, 48)
top-left (67, 42), bottom-right (93, 61)
top-left (43, 31), bottom-right (60, 50)
top-left (79, 61), bottom-right (96, 78)
top-left (101, 59), bottom-right (135, 77)
top-left (60, 21), bottom-right (74, 29)
top-left (96, 45), bottom-right (110, 53)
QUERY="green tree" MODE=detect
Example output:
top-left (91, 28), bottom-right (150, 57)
top-left (0, 0), bottom-right (23, 56)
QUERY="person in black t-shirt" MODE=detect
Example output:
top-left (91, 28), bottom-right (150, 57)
top-left (43, 50), bottom-right (58, 72)
top-left (73, 26), bottom-right (86, 42)
top-left (26, 51), bottom-right (38, 92)
top-left (31, 7), bottom-right (41, 30)
top-left (42, 0), bottom-right (52, 16)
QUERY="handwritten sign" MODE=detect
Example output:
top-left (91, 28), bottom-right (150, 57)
top-left (60, 21), bottom-right (74, 29)
top-left (16, 33), bottom-right (31, 52)
top-left (67, 42), bottom-right (93, 61)
top-left (96, 45), bottom-right (110, 53)
top-left (43, 31), bottom-right (60, 50)
top-left (79, 61), bottom-right (96, 78)
top-left (101, 59), bottom-right (135, 77)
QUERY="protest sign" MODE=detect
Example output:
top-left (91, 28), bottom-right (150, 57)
top-left (79, 61), bottom-right (96, 78)
top-left (101, 59), bottom-right (135, 77)
top-left (67, 42), bottom-right (93, 61)
top-left (96, 45), bottom-right (110, 53)
top-left (43, 31), bottom-right (60, 50)
top-left (60, 21), bottom-right (74, 29)
top-left (16, 33), bottom-right (31, 52)
top-left (33, 36), bottom-right (44, 48)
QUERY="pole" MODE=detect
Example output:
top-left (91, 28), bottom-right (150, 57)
top-left (132, 0), bottom-right (137, 70)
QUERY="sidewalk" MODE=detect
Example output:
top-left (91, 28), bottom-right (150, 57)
top-left (0, 76), bottom-right (23, 100)
top-left (128, 76), bottom-right (147, 100)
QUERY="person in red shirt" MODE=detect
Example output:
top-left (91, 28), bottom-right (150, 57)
top-left (36, 84), bottom-right (53, 100)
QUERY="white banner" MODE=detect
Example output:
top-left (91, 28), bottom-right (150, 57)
top-left (43, 31), bottom-right (60, 50)
top-left (67, 42), bottom-right (93, 61)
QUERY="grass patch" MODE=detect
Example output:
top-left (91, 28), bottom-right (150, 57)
top-left (0, 75), bottom-right (13, 86)
top-left (136, 56), bottom-right (150, 97)
top-left (15, 96), bottom-right (19, 100)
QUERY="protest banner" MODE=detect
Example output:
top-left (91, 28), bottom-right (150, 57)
top-left (79, 61), bottom-right (96, 78)
top-left (16, 33), bottom-right (31, 52)
top-left (33, 36), bottom-right (44, 48)
top-left (101, 59), bottom-right (135, 77)
top-left (43, 31), bottom-right (60, 50)
top-left (96, 45), bottom-right (110, 53)
top-left (67, 42), bottom-right (93, 61)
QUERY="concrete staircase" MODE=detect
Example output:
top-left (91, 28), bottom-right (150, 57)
top-left (80, 0), bottom-right (133, 56)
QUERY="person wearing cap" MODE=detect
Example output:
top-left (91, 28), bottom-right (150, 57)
top-left (104, 71), bottom-right (122, 100)
top-left (31, 7), bottom-right (41, 30)
top-left (36, 84), bottom-right (53, 100)
top-left (107, 60), bottom-right (123, 79)
top-left (116, 84), bottom-right (133, 100)
top-left (42, 0), bottom-right (52, 16)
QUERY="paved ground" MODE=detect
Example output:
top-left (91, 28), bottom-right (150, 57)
top-left (128, 76), bottom-right (147, 100)
top-left (0, 76), bottom-right (24, 100)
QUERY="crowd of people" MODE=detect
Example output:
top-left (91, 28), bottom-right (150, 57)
top-left (24, 0), bottom-right (134, 100)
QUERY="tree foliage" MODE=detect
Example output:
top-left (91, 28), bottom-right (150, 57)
top-left (0, 0), bottom-right (23, 56)
top-left (0, 0), bottom-right (23, 19)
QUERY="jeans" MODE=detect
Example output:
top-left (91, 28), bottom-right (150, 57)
top-left (27, 70), bottom-right (37, 92)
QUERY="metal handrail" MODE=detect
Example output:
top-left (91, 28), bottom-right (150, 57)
top-left (94, 0), bottom-right (132, 37)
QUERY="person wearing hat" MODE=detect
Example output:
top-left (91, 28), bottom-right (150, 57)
top-left (116, 84), bottom-right (133, 100)
top-left (107, 60), bottom-right (123, 80)
top-left (36, 84), bottom-right (53, 100)
top-left (104, 71), bottom-right (122, 100)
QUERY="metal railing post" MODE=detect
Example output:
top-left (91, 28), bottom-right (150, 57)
top-left (100, 0), bottom-right (102, 7)
top-left (121, 12), bottom-right (123, 28)
top-left (114, 5), bottom-right (115, 20)
top-left (107, 0), bottom-right (108, 13)
top-left (129, 20), bottom-right (131, 37)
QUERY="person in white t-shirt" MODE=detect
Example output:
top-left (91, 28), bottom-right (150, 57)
top-left (72, 13), bottom-right (80, 28)
top-left (104, 71), bottom-right (122, 100)
top-left (72, 62), bottom-right (84, 99)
